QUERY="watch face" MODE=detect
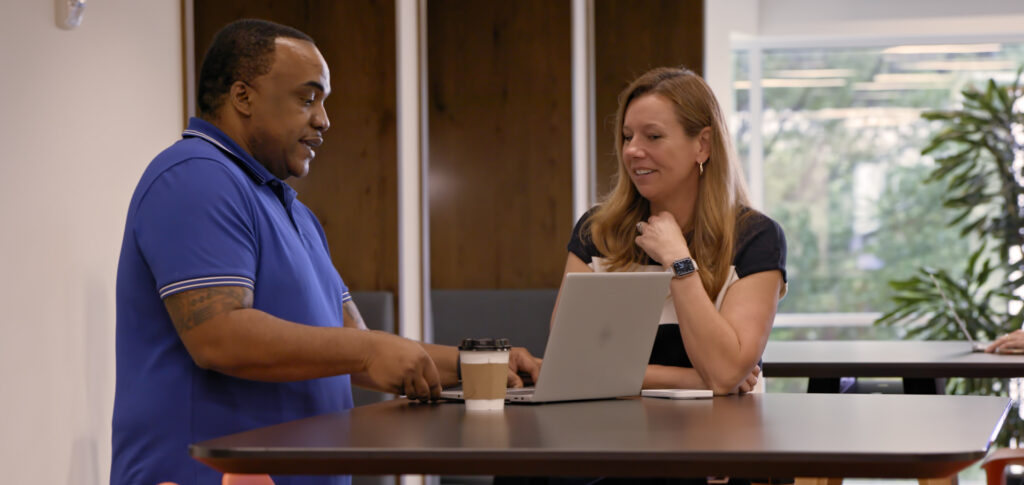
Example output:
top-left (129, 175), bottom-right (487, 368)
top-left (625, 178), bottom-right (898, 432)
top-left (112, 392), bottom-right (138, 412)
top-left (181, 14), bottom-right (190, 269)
top-left (673, 258), bottom-right (695, 277)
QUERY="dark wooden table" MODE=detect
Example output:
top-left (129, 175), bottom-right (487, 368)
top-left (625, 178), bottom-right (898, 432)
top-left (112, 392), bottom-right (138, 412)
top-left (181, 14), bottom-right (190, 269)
top-left (762, 340), bottom-right (1024, 393)
top-left (191, 393), bottom-right (1009, 479)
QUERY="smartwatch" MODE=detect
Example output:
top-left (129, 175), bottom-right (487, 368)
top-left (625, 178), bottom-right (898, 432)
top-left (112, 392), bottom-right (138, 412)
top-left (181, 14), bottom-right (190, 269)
top-left (670, 257), bottom-right (698, 279)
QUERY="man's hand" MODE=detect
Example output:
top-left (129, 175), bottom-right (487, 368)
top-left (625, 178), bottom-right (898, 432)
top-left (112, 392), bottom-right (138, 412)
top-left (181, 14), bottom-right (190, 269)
top-left (737, 365), bottom-right (761, 394)
top-left (506, 347), bottom-right (542, 388)
top-left (362, 331), bottom-right (442, 402)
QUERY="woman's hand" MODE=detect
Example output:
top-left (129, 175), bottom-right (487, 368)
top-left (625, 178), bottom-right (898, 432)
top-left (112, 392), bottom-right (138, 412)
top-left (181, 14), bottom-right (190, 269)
top-left (635, 211), bottom-right (691, 266)
top-left (737, 365), bottom-right (761, 394)
top-left (506, 347), bottom-right (542, 387)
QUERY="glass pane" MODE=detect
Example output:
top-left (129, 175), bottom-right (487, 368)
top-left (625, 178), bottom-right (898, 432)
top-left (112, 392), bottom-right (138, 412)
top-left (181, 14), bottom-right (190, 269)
top-left (735, 42), bottom-right (1024, 315)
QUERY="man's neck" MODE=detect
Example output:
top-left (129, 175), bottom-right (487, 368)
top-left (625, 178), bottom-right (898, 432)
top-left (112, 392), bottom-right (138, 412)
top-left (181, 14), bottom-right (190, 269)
top-left (202, 112), bottom-right (255, 158)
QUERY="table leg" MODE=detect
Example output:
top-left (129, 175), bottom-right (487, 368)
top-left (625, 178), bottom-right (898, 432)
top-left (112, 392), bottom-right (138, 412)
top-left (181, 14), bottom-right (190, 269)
top-left (903, 378), bottom-right (946, 395)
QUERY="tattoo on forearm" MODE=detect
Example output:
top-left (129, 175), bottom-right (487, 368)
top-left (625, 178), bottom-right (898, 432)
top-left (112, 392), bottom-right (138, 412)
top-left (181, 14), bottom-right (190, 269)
top-left (164, 286), bottom-right (253, 334)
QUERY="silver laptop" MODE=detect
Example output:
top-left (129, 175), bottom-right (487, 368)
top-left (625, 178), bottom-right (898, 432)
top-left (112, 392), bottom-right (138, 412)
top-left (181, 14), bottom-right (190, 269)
top-left (928, 272), bottom-right (986, 352)
top-left (441, 271), bottom-right (671, 403)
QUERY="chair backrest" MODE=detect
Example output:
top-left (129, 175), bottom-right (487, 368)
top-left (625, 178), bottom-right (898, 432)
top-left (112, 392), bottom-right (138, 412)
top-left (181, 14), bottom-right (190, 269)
top-left (350, 291), bottom-right (395, 333)
top-left (349, 291), bottom-right (396, 407)
top-left (981, 448), bottom-right (1024, 485)
top-left (431, 288), bottom-right (557, 357)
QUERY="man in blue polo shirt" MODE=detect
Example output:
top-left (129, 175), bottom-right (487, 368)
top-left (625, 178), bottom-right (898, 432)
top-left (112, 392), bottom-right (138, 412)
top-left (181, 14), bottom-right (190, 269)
top-left (112, 19), bottom-right (539, 485)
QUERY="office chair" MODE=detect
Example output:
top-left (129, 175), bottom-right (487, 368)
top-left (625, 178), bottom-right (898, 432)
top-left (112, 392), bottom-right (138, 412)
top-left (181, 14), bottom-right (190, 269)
top-left (982, 448), bottom-right (1024, 485)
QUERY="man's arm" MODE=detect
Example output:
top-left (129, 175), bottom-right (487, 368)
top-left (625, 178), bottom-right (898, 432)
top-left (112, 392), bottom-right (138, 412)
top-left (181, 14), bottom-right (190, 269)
top-left (339, 298), bottom-right (541, 391)
top-left (341, 299), bottom-right (409, 393)
top-left (418, 342), bottom-right (542, 389)
top-left (165, 286), bottom-right (442, 401)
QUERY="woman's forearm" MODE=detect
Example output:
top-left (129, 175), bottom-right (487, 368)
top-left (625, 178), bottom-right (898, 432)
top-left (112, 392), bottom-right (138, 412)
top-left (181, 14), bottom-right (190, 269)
top-left (642, 364), bottom-right (709, 389)
top-left (668, 273), bottom-right (778, 394)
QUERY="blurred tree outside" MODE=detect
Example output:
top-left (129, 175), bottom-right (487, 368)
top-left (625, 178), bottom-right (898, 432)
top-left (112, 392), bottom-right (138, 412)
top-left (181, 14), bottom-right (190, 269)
top-left (731, 42), bottom-right (1024, 395)
top-left (732, 43), bottom-right (1024, 319)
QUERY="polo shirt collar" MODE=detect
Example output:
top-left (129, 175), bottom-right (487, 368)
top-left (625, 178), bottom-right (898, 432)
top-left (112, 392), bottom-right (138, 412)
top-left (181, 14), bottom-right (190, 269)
top-left (181, 117), bottom-right (297, 206)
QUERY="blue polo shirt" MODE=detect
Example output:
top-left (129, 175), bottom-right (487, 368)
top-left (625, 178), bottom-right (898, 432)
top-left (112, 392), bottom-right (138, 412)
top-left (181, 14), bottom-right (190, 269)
top-left (112, 118), bottom-right (353, 485)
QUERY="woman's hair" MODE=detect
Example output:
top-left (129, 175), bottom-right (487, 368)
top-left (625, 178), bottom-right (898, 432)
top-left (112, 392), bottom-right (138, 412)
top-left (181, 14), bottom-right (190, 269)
top-left (586, 66), bottom-right (751, 301)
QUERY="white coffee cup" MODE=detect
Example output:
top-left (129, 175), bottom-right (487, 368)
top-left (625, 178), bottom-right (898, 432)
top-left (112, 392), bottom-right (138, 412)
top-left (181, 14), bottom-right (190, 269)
top-left (458, 338), bottom-right (511, 411)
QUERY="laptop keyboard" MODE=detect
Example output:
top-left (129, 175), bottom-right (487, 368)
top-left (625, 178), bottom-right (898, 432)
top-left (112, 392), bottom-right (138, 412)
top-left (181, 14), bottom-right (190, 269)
top-left (506, 387), bottom-right (536, 395)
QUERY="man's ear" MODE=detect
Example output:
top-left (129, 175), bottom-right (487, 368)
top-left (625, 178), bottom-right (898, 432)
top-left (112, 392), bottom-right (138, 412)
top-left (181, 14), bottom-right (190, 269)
top-left (228, 81), bottom-right (254, 117)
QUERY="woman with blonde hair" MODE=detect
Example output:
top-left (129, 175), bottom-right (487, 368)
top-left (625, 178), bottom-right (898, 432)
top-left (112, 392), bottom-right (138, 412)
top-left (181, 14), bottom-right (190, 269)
top-left (564, 66), bottom-right (787, 395)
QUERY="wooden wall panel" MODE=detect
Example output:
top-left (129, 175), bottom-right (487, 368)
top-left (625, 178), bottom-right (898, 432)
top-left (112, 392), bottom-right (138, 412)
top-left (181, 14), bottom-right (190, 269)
top-left (593, 0), bottom-right (704, 199)
top-left (427, 0), bottom-right (573, 289)
top-left (193, 0), bottom-right (398, 295)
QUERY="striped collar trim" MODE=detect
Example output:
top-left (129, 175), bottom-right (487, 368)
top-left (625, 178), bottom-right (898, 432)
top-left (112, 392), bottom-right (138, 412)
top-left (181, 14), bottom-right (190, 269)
top-left (182, 129), bottom-right (240, 160)
top-left (180, 119), bottom-right (272, 185)
top-left (159, 275), bottom-right (255, 299)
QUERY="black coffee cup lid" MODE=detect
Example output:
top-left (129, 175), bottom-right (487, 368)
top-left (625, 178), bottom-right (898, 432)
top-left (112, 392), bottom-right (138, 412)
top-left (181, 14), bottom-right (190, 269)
top-left (459, 338), bottom-right (511, 351)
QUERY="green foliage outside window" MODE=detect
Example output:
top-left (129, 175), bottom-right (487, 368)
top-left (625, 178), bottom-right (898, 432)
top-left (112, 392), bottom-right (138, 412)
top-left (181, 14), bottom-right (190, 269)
top-left (734, 45), bottom-right (1024, 407)
top-left (876, 72), bottom-right (1024, 445)
top-left (734, 45), bottom-right (1024, 318)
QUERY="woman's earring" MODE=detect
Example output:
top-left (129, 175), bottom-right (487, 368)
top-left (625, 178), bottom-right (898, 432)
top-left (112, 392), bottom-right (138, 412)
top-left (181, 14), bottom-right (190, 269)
top-left (698, 160), bottom-right (706, 175)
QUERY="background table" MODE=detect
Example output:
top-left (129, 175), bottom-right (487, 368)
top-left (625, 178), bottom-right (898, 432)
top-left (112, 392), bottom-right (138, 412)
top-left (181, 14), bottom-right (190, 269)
top-left (762, 340), bottom-right (1024, 393)
top-left (191, 393), bottom-right (1009, 479)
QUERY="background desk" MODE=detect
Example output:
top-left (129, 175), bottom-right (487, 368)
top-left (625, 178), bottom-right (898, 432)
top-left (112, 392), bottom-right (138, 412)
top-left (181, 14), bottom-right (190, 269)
top-left (762, 340), bottom-right (1024, 393)
top-left (191, 393), bottom-right (1009, 479)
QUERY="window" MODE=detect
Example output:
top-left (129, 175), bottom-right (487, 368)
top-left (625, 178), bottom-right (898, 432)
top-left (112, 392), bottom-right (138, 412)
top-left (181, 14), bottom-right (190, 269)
top-left (732, 40), bottom-right (1024, 339)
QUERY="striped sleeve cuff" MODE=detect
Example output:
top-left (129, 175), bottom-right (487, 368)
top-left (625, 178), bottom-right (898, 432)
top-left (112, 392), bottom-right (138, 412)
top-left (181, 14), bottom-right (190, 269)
top-left (159, 276), bottom-right (255, 299)
top-left (341, 291), bottom-right (353, 303)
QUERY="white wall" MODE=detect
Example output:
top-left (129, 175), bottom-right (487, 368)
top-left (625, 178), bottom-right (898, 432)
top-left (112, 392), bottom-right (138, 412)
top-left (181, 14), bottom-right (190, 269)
top-left (0, 1), bottom-right (182, 483)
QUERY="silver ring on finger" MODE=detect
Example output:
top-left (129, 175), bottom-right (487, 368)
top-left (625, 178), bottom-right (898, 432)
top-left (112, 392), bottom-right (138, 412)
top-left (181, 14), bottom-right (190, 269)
top-left (636, 222), bottom-right (643, 234)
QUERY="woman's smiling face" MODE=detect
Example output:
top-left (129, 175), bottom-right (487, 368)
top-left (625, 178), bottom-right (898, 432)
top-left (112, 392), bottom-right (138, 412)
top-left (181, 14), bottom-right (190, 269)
top-left (621, 93), bottom-right (705, 204)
